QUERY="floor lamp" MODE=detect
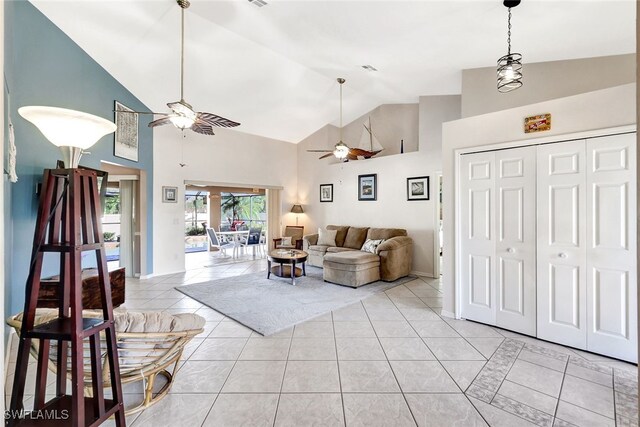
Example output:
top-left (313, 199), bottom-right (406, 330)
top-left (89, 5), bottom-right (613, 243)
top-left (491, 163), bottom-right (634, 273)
top-left (8, 107), bottom-right (127, 426)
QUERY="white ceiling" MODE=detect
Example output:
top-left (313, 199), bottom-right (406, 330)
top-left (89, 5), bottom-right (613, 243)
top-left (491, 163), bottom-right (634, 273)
top-left (31, 0), bottom-right (635, 143)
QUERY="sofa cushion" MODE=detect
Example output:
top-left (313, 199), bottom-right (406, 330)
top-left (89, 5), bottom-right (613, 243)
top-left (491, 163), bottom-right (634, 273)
top-left (327, 225), bottom-right (350, 247)
top-left (317, 228), bottom-right (337, 246)
top-left (326, 247), bottom-right (358, 253)
top-left (367, 228), bottom-right (407, 241)
top-left (324, 251), bottom-right (380, 266)
top-left (343, 227), bottom-right (369, 249)
top-left (308, 245), bottom-right (330, 254)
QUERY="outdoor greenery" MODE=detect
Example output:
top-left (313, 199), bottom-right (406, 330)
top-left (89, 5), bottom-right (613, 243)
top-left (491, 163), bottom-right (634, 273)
top-left (221, 194), bottom-right (266, 223)
top-left (185, 226), bottom-right (206, 236)
top-left (104, 194), bottom-right (120, 215)
top-left (103, 232), bottom-right (117, 242)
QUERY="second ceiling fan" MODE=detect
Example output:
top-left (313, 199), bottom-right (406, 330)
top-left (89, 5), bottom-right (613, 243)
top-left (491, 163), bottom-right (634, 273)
top-left (307, 78), bottom-right (383, 161)
top-left (118, 0), bottom-right (240, 135)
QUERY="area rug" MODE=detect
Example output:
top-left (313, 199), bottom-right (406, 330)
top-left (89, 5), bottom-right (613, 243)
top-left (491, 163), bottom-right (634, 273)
top-left (175, 266), bottom-right (415, 336)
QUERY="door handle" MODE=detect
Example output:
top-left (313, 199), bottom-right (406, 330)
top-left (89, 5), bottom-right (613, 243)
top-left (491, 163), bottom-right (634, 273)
top-left (558, 252), bottom-right (567, 259)
top-left (506, 248), bottom-right (515, 254)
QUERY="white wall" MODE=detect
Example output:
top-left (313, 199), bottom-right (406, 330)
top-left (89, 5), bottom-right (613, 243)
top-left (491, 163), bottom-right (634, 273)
top-left (153, 126), bottom-right (297, 276)
top-left (461, 54), bottom-right (635, 118)
top-left (297, 97), bottom-right (460, 276)
top-left (442, 83), bottom-right (636, 317)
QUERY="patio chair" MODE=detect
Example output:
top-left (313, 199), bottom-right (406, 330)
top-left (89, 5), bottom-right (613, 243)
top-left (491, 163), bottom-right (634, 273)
top-left (206, 227), bottom-right (238, 258)
top-left (8, 309), bottom-right (205, 415)
top-left (241, 227), bottom-right (264, 257)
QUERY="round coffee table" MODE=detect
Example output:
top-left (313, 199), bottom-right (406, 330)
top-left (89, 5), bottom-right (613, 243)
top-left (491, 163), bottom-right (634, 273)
top-left (267, 249), bottom-right (308, 285)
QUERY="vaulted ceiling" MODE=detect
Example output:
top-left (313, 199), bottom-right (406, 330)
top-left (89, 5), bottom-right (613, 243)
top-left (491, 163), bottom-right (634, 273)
top-left (32, 0), bottom-right (635, 142)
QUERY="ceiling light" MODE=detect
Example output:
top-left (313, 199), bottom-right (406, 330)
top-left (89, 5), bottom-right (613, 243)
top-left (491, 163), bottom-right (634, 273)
top-left (362, 65), bottom-right (378, 72)
top-left (497, 0), bottom-right (523, 93)
top-left (333, 141), bottom-right (349, 160)
top-left (248, 0), bottom-right (267, 7)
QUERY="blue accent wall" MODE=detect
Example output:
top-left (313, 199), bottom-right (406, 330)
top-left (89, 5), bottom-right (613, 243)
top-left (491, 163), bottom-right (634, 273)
top-left (4, 1), bottom-right (154, 314)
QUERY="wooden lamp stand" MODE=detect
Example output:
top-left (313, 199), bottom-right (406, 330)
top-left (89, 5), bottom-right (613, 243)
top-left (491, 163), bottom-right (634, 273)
top-left (7, 167), bottom-right (126, 426)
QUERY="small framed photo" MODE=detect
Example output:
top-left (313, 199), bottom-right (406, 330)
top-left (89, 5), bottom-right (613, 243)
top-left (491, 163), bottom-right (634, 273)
top-left (358, 174), bottom-right (377, 201)
top-left (114, 101), bottom-right (139, 162)
top-left (162, 186), bottom-right (178, 203)
top-left (407, 176), bottom-right (429, 201)
top-left (320, 184), bottom-right (333, 202)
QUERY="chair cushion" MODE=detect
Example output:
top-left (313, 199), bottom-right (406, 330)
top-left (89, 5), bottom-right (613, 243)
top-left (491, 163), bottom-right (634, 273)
top-left (326, 247), bottom-right (358, 253)
top-left (367, 228), bottom-right (407, 241)
top-left (281, 236), bottom-right (293, 246)
top-left (343, 227), bottom-right (369, 249)
top-left (326, 225), bottom-right (350, 247)
top-left (318, 228), bottom-right (337, 246)
top-left (361, 239), bottom-right (385, 254)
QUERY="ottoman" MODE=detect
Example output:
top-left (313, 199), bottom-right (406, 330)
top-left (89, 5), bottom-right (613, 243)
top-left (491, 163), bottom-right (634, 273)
top-left (323, 251), bottom-right (381, 288)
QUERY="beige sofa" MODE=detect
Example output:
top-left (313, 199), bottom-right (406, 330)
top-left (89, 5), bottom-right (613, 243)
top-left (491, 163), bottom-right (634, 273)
top-left (303, 225), bottom-right (413, 286)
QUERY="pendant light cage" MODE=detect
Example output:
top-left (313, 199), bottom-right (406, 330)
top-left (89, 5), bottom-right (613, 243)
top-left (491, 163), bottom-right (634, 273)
top-left (497, 2), bottom-right (523, 93)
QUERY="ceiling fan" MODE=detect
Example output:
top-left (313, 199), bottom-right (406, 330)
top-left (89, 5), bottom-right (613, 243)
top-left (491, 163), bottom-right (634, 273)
top-left (115, 0), bottom-right (240, 135)
top-left (307, 78), bottom-right (383, 161)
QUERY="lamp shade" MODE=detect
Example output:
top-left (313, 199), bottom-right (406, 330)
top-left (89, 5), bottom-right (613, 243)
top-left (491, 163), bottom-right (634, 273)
top-left (333, 141), bottom-right (349, 160)
top-left (18, 106), bottom-right (117, 150)
top-left (290, 204), bottom-right (304, 214)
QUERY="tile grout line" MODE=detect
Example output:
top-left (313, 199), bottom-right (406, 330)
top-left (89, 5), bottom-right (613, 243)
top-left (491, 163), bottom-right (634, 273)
top-left (271, 328), bottom-right (295, 427)
top-left (360, 298), bottom-right (419, 427)
top-left (330, 309), bottom-right (348, 427)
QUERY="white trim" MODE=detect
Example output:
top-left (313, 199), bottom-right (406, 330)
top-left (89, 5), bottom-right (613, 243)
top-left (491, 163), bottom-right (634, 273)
top-left (440, 310), bottom-right (456, 319)
top-left (108, 174), bottom-right (139, 182)
top-left (185, 179), bottom-right (284, 191)
top-left (453, 125), bottom-right (637, 320)
top-left (433, 172), bottom-right (442, 278)
top-left (151, 269), bottom-right (186, 279)
top-left (139, 273), bottom-right (154, 279)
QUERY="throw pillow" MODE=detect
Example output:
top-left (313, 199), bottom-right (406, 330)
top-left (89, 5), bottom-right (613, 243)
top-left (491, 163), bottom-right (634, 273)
top-left (317, 228), bottom-right (338, 247)
top-left (361, 238), bottom-right (384, 254)
top-left (281, 236), bottom-right (292, 246)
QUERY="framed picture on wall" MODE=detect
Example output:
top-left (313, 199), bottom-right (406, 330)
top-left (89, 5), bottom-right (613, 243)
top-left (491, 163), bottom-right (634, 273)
top-left (358, 174), bottom-right (377, 201)
top-left (320, 184), bottom-right (333, 202)
top-left (114, 100), bottom-right (139, 162)
top-left (162, 186), bottom-right (178, 203)
top-left (407, 176), bottom-right (430, 201)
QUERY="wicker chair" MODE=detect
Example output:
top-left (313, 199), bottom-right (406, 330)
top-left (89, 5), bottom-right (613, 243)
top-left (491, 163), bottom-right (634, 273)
top-left (7, 309), bottom-right (205, 415)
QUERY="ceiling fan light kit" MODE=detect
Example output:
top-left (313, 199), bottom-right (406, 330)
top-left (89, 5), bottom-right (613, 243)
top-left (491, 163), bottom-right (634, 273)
top-left (497, 0), bottom-right (523, 93)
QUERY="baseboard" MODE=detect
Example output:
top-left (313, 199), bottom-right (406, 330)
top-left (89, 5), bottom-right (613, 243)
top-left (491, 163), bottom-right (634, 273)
top-left (139, 273), bottom-right (155, 279)
top-left (410, 270), bottom-right (436, 278)
top-left (153, 269), bottom-right (186, 278)
top-left (440, 310), bottom-right (456, 319)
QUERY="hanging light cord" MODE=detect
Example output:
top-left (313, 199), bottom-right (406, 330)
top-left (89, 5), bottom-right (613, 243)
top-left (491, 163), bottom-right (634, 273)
top-left (339, 82), bottom-right (343, 141)
top-left (180, 7), bottom-right (185, 101)
top-left (506, 7), bottom-right (512, 55)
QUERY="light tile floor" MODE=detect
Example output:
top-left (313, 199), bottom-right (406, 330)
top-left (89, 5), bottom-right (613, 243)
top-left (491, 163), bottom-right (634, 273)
top-left (5, 258), bottom-right (639, 427)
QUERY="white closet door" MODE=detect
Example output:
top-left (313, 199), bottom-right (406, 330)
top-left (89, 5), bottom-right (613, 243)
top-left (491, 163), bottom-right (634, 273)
top-left (586, 133), bottom-right (637, 362)
top-left (537, 140), bottom-right (587, 349)
top-left (495, 147), bottom-right (537, 336)
top-left (460, 152), bottom-right (496, 325)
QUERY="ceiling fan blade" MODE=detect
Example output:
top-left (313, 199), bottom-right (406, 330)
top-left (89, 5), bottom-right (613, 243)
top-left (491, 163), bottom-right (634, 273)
top-left (148, 116), bottom-right (173, 128)
top-left (307, 149), bottom-right (333, 153)
top-left (346, 153), bottom-right (358, 161)
top-left (114, 110), bottom-right (166, 115)
top-left (319, 153), bottom-right (334, 160)
top-left (196, 112), bottom-right (240, 128)
top-left (191, 121), bottom-right (215, 135)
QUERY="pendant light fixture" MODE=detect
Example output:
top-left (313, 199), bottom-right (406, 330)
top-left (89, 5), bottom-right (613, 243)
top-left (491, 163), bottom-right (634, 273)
top-left (497, 0), bottom-right (523, 93)
top-left (333, 78), bottom-right (349, 160)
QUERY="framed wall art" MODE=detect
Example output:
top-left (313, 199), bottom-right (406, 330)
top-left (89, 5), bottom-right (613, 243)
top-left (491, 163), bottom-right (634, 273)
top-left (407, 176), bottom-right (429, 201)
top-left (162, 186), bottom-right (178, 203)
top-left (358, 174), bottom-right (377, 201)
top-left (320, 184), bottom-right (333, 202)
top-left (114, 100), bottom-right (139, 162)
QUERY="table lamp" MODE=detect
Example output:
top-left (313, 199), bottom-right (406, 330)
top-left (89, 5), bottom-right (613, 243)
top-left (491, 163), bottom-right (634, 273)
top-left (18, 106), bottom-right (117, 168)
top-left (291, 204), bottom-right (304, 226)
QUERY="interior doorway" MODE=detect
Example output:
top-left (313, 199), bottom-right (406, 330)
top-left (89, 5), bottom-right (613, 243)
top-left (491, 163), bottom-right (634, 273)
top-left (101, 162), bottom-right (145, 277)
top-left (184, 183), bottom-right (269, 271)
